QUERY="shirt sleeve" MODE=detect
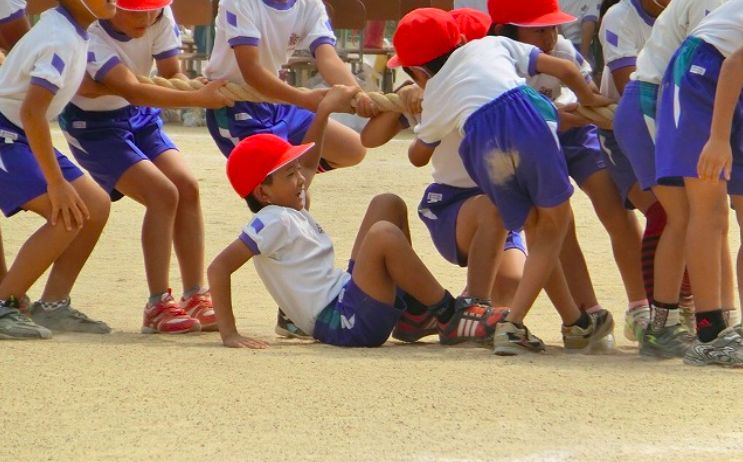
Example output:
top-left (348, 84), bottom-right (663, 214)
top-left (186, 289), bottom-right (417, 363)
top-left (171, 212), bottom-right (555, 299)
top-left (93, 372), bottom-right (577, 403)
top-left (222, 0), bottom-right (261, 48)
top-left (86, 36), bottom-right (122, 82)
top-left (554, 36), bottom-right (593, 81)
top-left (152, 7), bottom-right (182, 60)
top-left (29, 39), bottom-right (77, 95)
top-left (239, 214), bottom-right (289, 257)
top-left (600, 8), bottom-right (641, 72)
top-left (581, 0), bottom-right (601, 23)
top-left (496, 36), bottom-right (542, 77)
top-left (298, 0), bottom-right (337, 57)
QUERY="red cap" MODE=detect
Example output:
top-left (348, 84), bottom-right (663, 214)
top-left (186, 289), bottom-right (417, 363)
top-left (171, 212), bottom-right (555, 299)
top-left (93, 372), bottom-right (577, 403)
top-left (388, 8), bottom-right (461, 69)
top-left (451, 8), bottom-right (492, 41)
top-left (116, 0), bottom-right (173, 11)
top-left (488, 0), bottom-right (575, 27)
top-left (226, 134), bottom-right (315, 198)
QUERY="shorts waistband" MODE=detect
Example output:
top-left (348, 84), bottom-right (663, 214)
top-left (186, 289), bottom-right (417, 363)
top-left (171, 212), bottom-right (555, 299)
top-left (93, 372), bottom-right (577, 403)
top-left (64, 104), bottom-right (146, 121)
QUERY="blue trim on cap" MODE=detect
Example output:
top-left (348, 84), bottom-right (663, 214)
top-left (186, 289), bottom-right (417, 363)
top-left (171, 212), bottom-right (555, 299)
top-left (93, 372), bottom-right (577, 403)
top-left (630, 0), bottom-right (656, 26)
top-left (153, 48), bottom-right (181, 60)
top-left (229, 36), bottom-right (260, 48)
top-left (100, 20), bottom-right (132, 42)
top-left (94, 56), bottom-right (122, 82)
top-left (55, 6), bottom-right (89, 40)
top-left (30, 77), bottom-right (59, 95)
top-left (239, 232), bottom-right (261, 255)
top-left (607, 56), bottom-right (636, 72)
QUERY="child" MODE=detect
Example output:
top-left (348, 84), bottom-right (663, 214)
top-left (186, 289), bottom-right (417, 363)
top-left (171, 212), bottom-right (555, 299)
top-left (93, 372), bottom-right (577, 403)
top-left (489, 0), bottom-right (647, 343)
top-left (655, 0), bottom-right (743, 366)
top-left (0, 0), bottom-right (29, 52)
top-left (208, 85), bottom-right (508, 348)
top-left (613, 0), bottom-right (733, 358)
top-left (204, 0), bottom-right (376, 170)
top-left (390, 8), bottom-right (614, 354)
top-left (361, 8), bottom-right (527, 343)
top-left (558, 0), bottom-right (601, 64)
top-left (59, 0), bottom-right (233, 334)
top-left (0, 0), bottom-right (117, 339)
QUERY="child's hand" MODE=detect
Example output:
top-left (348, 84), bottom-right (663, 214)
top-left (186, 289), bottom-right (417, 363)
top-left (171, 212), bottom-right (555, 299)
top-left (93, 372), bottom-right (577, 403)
top-left (222, 332), bottom-right (269, 349)
top-left (698, 137), bottom-right (733, 182)
top-left (47, 179), bottom-right (90, 231)
top-left (579, 93), bottom-right (614, 108)
top-left (557, 103), bottom-right (593, 131)
top-left (301, 87), bottom-right (330, 112)
top-left (353, 91), bottom-right (379, 117)
top-left (398, 84), bottom-right (423, 115)
top-left (196, 80), bottom-right (235, 108)
top-left (318, 84), bottom-right (359, 115)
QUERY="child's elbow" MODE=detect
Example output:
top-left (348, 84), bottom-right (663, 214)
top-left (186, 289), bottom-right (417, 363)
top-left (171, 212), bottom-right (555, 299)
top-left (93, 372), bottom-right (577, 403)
top-left (360, 130), bottom-right (383, 148)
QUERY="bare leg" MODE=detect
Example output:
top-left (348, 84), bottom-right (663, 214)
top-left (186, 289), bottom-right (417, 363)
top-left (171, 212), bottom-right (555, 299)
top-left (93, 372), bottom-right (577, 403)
top-left (153, 150), bottom-right (205, 292)
top-left (0, 226), bottom-right (7, 281)
top-left (491, 248), bottom-right (525, 307)
top-left (559, 216), bottom-right (599, 309)
top-left (650, 185), bottom-right (689, 305)
top-left (316, 119), bottom-right (367, 169)
top-left (115, 160), bottom-right (179, 296)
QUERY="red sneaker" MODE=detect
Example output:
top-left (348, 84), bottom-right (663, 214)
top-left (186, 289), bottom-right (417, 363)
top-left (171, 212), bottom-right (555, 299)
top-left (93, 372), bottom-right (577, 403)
top-left (438, 298), bottom-right (509, 345)
top-left (392, 310), bottom-right (438, 343)
top-left (142, 290), bottom-right (200, 334)
top-left (180, 289), bottom-right (217, 331)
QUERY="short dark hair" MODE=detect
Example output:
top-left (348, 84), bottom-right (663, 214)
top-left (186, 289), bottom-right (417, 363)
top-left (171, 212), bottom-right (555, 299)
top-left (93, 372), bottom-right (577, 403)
top-left (244, 174), bottom-right (273, 213)
top-left (489, 24), bottom-right (519, 40)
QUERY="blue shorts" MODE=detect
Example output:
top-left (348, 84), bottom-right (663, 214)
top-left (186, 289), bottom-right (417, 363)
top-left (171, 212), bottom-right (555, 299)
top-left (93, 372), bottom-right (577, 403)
top-left (417, 183), bottom-right (526, 266)
top-left (59, 105), bottom-right (178, 201)
top-left (614, 80), bottom-right (663, 191)
top-left (0, 112), bottom-right (83, 217)
top-left (559, 125), bottom-right (607, 186)
top-left (655, 37), bottom-right (743, 194)
top-left (460, 86), bottom-right (573, 230)
top-left (206, 101), bottom-right (315, 157)
top-left (313, 277), bottom-right (405, 347)
top-left (598, 129), bottom-right (638, 208)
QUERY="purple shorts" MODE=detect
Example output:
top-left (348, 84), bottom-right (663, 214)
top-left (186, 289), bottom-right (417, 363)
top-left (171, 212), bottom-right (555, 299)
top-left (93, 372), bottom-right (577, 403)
top-left (0, 111), bottom-right (83, 217)
top-left (614, 80), bottom-right (664, 191)
top-left (417, 183), bottom-right (527, 266)
top-left (206, 101), bottom-right (315, 157)
top-left (656, 37), bottom-right (743, 195)
top-left (60, 105), bottom-right (178, 201)
top-left (598, 129), bottom-right (638, 208)
top-left (460, 86), bottom-right (573, 230)
top-left (559, 125), bottom-right (607, 186)
top-left (313, 277), bottom-right (405, 347)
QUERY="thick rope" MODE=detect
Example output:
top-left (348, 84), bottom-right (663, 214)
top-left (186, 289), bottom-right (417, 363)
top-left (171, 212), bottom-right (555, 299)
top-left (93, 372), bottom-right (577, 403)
top-left (135, 75), bottom-right (616, 126)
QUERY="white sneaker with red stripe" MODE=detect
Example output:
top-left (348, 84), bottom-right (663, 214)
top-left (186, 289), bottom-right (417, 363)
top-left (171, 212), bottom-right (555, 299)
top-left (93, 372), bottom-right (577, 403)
top-left (142, 290), bottom-right (200, 334)
top-left (180, 289), bottom-right (217, 331)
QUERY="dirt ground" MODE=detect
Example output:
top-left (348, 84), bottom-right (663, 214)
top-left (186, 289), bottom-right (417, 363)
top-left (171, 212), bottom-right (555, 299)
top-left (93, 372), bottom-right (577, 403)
top-left (2, 125), bottom-right (742, 462)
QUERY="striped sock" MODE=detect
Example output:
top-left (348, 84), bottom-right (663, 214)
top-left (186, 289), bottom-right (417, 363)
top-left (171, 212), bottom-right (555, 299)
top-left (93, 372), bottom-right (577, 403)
top-left (641, 202), bottom-right (667, 301)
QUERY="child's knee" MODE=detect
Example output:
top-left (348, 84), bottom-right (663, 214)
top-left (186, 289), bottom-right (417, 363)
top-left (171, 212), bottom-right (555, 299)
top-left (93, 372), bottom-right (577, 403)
top-left (147, 180), bottom-right (179, 212)
top-left (172, 173), bottom-right (200, 204)
top-left (472, 196), bottom-right (504, 229)
top-left (85, 186), bottom-right (111, 226)
top-left (367, 221), bottom-right (405, 246)
top-left (369, 193), bottom-right (406, 216)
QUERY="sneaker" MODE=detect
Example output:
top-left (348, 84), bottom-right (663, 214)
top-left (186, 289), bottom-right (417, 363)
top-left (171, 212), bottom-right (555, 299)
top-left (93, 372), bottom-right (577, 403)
top-left (392, 309), bottom-right (438, 342)
top-left (437, 298), bottom-right (508, 345)
top-left (142, 290), bottom-right (200, 334)
top-left (29, 298), bottom-right (110, 334)
top-left (562, 309), bottom-right (615, 353)
top-left (180, 289), bottom-right (217, 331)
top-left (639, 323), bottom-right (695, 359)
top-left (0, 298), bottom-right (52, 339)
top-left (683, 327), bottom-right (743, 367)
top-left (624, 305), bottom-right (650, 341)
top-left (723, 309), bottom-right (740, 329)
top-left (274, 308), bottom-right (313, 340)
top-left (679, 295), bottom-right (696, 333)
top-left (493, 320), bottom-right (545, 356)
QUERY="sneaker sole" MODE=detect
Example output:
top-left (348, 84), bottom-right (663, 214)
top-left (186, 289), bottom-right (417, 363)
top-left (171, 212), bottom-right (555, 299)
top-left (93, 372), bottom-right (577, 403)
top-left (391, 330), bottom-right (437, 343)
top-left (0, 332), bottom-right (52, 340)
top-left (493, 341), bottom-right (545, 356)
top-left (274, 325), bottom-right (313, 340)
top-left (439, 335), bottom-right (493, 346)
top-left (141, 323), bottom-right (201, 334)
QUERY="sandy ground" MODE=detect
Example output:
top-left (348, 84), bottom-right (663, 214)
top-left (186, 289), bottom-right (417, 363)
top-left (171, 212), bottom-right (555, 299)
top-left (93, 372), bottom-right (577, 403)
top-left (2, 125), bottom-right (742, 462)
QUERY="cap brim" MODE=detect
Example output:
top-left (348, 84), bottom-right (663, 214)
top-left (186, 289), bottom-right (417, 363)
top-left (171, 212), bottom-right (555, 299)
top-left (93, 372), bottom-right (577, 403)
top-left (117, 0), bottom-right (173, 11)
top-left (387, 55), bottom-right (402, 69)
top-left (510, 11), bottom-right (576, 27)
top-left (267, 142), bottom-right (316, 176)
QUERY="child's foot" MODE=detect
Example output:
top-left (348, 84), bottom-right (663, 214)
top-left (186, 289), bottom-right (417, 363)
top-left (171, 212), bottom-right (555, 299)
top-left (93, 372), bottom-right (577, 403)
top-left (562, 309), bottom-right (615, 353)
top-left (437, 298), bottom-right (508, 345)
top-left (29, 299), bottom-right (111, 334)
top-left (493, 320), bottom-right (545, 355)
top-left (274, 308), bottom-right (313, 340)
top-left (180, 289), bottom-right (217, 331)
top-left (142, 290), bottom-right (200, 334)
top-left (392, 309), bottom-right (438, 343)
top-left (0, 298), bottom-right (52, 339)
top-left (623, 305), bottom-right (650, 341)
top-left (683, 327), bottom-right (743, 367)
top-left (639, 323), bottom-right (695, 359)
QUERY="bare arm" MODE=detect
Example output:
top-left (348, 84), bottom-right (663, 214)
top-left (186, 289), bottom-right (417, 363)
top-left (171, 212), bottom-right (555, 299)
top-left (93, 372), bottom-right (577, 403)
top-left (155, 55), bottom-right (189, 80)
top-left (580, 20), bottom-right (597, 63)
top-left (408, 139), bottom-right (436, 167)
top-left (207, 239), bottom-right (269, 349)
top-left (314, 44), bottom-right (378, 117)
top-left (361, 112), bottom-right (405, 148)
top-left (610, 66), bottom-right (634, 96)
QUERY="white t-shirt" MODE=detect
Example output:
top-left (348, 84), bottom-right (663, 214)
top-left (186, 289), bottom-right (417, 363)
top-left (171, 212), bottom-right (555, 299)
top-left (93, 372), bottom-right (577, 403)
top-left (527, 35), bottom-right (592, 103)
top-left (634, 0), bottom-right (726, 84)
top-left (0, 0), bottom-right (26, 23)
top-left (72, 7), bottom-right (181, 112)
top-left (598, 0), bottom-right (655, 99)
top-left (453, 0), bottom-right (488, 13)
top-left (558, 0), bottom-right (601, 47)
top-left (240, 205), bottom-right (351, 335)
top-left (416, 36), bottom-right (541, 145)
top-left (0, 7), bottom-right (89, 127)
top-left (691, 0), bottom-right (743, 58)
top-left (206, 0), bottom-right (336, 84)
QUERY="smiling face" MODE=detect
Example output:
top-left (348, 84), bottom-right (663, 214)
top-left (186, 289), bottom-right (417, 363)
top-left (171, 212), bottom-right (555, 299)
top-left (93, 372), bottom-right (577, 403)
top-left (109, 8), bottom-right (162, 38)
top-left (516, 26), bottom-right (558, 54)
top-left (254, 160), bottom-right (306, 211)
